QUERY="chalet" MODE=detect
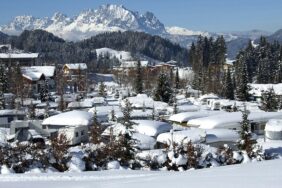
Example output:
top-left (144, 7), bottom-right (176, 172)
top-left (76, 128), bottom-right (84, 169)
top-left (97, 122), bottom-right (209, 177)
top-left (0, 45), bottom-right (39, 66)
top-left (153, 62), bottom-right (176, 73)
top-left (21, 66), bottom-right (55, 94)
top-left (63, 63), bottom-right (87, 93)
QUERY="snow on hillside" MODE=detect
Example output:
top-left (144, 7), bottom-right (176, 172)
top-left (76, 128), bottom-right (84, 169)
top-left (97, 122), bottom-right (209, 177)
top-left (0, 159), bottom-right (282, 188)
top-left (166, 26), bottom-right (208, 36)
top-left (96, 47), bottom-right (132, 61)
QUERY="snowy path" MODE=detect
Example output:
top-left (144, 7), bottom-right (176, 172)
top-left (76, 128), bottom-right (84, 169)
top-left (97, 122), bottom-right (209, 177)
top-left (1, 159), bottom-right (282, 188)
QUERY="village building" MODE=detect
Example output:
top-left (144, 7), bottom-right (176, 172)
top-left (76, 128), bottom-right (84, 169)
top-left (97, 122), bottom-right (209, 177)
top-left (21, 66), bottom-right (56, 95)
top-left (0, 45), bottom-right (39, 66)
top-left (63, 63), bottom-right (88, 93)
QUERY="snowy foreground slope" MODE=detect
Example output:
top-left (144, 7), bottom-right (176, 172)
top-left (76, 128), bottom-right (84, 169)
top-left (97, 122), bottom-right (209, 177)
top-left (1, 159), bottom-right (282, 188)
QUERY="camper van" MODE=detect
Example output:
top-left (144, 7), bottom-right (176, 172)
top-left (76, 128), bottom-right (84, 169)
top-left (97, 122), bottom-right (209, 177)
top-left (58, 126), bottom-right (89, 145)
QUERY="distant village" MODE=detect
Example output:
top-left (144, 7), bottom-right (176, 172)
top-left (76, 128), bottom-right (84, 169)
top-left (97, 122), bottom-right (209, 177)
top-left (0, 43), bottom-right (281, 173)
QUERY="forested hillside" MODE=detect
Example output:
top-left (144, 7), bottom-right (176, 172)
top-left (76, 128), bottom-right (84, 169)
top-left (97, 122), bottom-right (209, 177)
top-left (0, 30), bottom-right (189, 66)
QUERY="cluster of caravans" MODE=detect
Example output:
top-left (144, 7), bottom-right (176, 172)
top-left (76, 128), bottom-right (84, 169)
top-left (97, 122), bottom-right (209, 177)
top-left (0, 110), bottom-right (92, 145)
top-left (169, 110), bottom-right (282, 142)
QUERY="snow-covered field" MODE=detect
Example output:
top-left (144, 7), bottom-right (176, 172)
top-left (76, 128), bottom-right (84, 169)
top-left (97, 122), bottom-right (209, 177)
top-left (0, 159), bottom-right (281, 188)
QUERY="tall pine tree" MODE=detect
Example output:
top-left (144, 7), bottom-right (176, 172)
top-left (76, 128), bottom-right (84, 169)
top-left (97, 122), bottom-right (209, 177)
top-left (235, 52), bottom-right (250, 101)
top-left (222, 68), bottom-right (234, 100)
top-left (154, 73), bottom-right (173, 103)
top-left (134, 60), bottom-right (143, 94)
top-left (237, 105), bottom-right (253, 155)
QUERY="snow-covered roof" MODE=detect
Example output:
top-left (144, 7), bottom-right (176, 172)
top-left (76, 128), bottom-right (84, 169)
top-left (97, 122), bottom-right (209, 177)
top-left (198, 93), bottom-right (219, 101)
top-left (157, 129), bottom-right (206, 145)
top-left (120, 60), bottom-right (148, 68)
top-left (27, 66), bottom-right (55, 77)
top-left (64, 63), bottom-right (87, 70)
top-left (84, 97), bottom-right (105, 104)
top-left (0, 53), bottom-right (39, 59)
top-left (115, 110), bottom-right (153, 120)
top-left (205, 129), bottom-right (239, 143)
top-left (0, 109), bottom-right (25, 116)
top-left (21, 69), bottom-right (44, 81)
top-left (132, 120), bottom-right (173, 137)
top-left (155, 62), bottom-right (176, 67)
top-left (189, 112), bottom-right (282, 129)
top-left (67, 101), bottom-right (93, 109)
top-left (122, 94), bottom-right (168, 110)
top-left (42, 110), bottom-right (93, 127)
top-left (167, 104), bottom-right (200, 114)
top-left (132, 132), bottom-right (156, 150)
top-left (21, 66), bottom-right (55, 80)
top-left (169, 111), bottom-right (226, 123)
top-left (102, 123), bottom-right (127, 136)
top-left (265, 119), bottom-right (282, 132)
top-left (166, 60), bottom-right (177, 64)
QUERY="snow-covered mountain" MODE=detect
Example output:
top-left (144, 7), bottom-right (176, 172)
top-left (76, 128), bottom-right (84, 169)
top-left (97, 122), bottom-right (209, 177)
top-left (0, 4), bottom-right (168, 40)
top-left (166, 26), bottom-right (208, 36)
top-left (0, 4), bottom-right (273, 51)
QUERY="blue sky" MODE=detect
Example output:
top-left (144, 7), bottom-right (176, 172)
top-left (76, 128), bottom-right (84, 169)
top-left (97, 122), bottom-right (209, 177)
top-left (0, 0), bottom-right (281, 32)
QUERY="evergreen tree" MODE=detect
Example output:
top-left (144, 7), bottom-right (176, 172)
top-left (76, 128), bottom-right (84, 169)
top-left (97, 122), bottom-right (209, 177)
top-left (175, 68), bottom-right (180, 89)
top-left (222, 68), bottom-right (234, 100)
top-left (237, 105), bottom-right (253, 155)
top-left (0, 65), bottom-right (8, 93)
top-left (109, 107), bottom-right (116, 122)
top-left (154, 73), bottom-right (173, 103)
top-left (27, 103), bottom-right (36, 120)
top-left (260, 87), bottom-right (278, 112)
top-left (122, 99), bottom-right (133, 129)
top-left (134, 60), bottom-right (143, 94)
top-left (90, 107), bottom-right (102, 144)
top-left (98, 82), bottom-right (106, 97)
top-left (0, 66), bottom-right (6, 109)
top-left (0, 87), bottom-right (4, 110)
top-left (40, 79), bottom-right (49, 102)
top-left (235, 52), bottom-right (250, 101)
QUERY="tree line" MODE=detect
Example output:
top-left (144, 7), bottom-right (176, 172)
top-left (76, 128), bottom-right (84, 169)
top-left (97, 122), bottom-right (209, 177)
top-left (0, 30), bottom-right (189, 67)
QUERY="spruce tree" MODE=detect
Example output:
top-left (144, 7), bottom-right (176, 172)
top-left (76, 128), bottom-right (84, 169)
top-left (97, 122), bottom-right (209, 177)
top-left (222, 68), bottom-right (234, 100)
top-left (154, 73), bottom-right (173, 103)
top-left (0, 66), bottom-right (6, 109)
top-left (175, 68), bottom-right (180, 89)
top-left (260, 87), bottom-right (278, 112)
top-left (237, 105), bottom-right (253, 155)
top-left (109, 107), bottom-right (116, 122)
top-left (90, 107), bottom-right (102, 144)
top-left (40, 79), bottom-right (49, 102)
top-left (27, 103), bottom-right (36, 120)
top-left (235, 52), bottom-right (250, 101)
top-left (134, 60), bottom-right (143, 94)
top-left (122, 99), bottom-right (133, 129)
top-left (98, 82), bottom-right (106, 97)
top-left (0, 65), bottom-right (8, 94)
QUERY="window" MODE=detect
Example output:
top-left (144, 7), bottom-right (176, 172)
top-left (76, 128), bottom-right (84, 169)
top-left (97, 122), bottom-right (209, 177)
top-left (81, 130), bottom-right (84, 136)
top-left (75, 132), bottom-right (79, 137)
